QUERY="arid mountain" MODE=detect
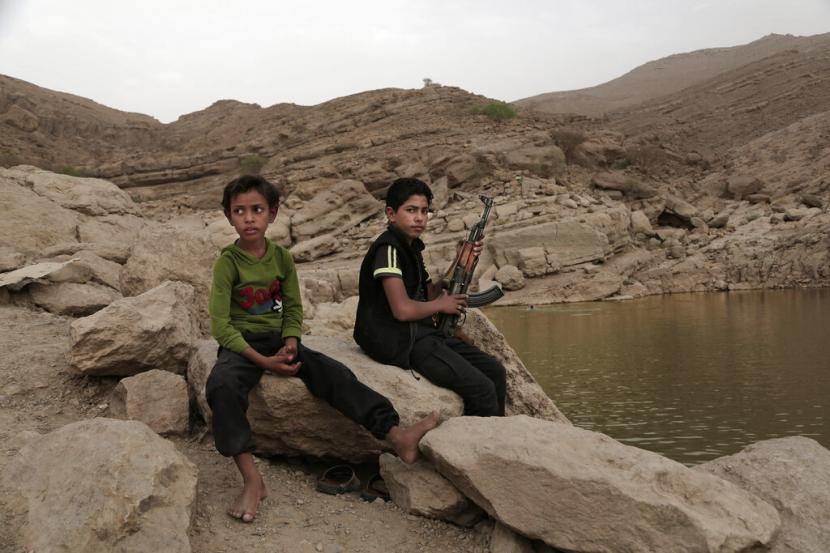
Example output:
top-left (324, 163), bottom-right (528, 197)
top-left (515, 33), bottom-right (830, 117)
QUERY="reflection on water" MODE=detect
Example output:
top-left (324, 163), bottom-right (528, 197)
top-left (484, 289), bottom-right (830, 465)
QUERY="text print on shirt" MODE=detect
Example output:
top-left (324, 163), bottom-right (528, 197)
top-left (239, 279), bottom-right (283, 314)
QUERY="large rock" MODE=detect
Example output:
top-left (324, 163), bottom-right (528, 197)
top-left (495, 264), bottom-right (525, 290)
top-left (290, 232), bottom-right (342, 262)
top-left (120, 222), bottom-right (217, 317)
top-left (379, 453), bottom-right (483, 526)
top-left (592, 172), bottom-right (657, 199)
top-left (290, 179), bottom-right (380, 242)
top-left (631, 209), bottom-right (655, 236)
top-left (109, 369), bottom-right (190, 435)
top-left (697, 437), bottom-right (830, 553)
top-left (3, 418), bottom-right (197, 553)
top-left (188, 335), bottom-right (464, 462)
top-left (420, 416), bottom-right (780, 553)
top-left (70, 281), bottom-right (199, 376)
top-left (77, 213), bottom-right (146, 251)
top-left (21, 167), bottom-right (141, 216)
top-left (29, 281), bottom-right (121, 316)
top-left (727, 175), bottom-right (763, 200)
top-left (51, 249), bottom-right (123, 290)
top-left (488, 219), bottom-right (610, 272)
top-left (0, 168), bottom-right (79, 255)
top-left (462, 310), bottom-right (568, 423)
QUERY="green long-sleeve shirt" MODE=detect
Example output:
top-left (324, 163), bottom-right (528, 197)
top-left (208, 239), bottom-right (303, 353)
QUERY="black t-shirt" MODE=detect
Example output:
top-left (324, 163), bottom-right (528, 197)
top-left (372, 244), bottom-right (430, 302)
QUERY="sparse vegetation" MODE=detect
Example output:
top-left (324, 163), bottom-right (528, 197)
top-left (550, 128), bottom-right (586, 163)
top-left (239, 155), bottom-right (266, 175)
top-left (57, 165), bottom-right (82, 177)
top-left (474, 102), bottom-right (516, 121)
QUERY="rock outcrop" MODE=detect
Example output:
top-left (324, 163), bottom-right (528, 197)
top-left (3, 418), bottom-right (198, 553)
top-left (421, 416), bottom-right (780, 553)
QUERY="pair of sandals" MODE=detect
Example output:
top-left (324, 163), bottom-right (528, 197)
top-left (316, 464), bottom-right (390, 502)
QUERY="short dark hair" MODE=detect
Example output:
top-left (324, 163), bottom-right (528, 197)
top-left (385, 178), bottom-right (433, 211)
top-left (221, 175), bottom-right (280, 212)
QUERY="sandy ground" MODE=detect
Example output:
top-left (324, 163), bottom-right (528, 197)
top-left (0, 304), bottom-right (491, 553)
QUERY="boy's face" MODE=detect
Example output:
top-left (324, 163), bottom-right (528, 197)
top-left (225, 189), bottom-right (278, 246)
top-left (386, 193), bottom-right (430, 242)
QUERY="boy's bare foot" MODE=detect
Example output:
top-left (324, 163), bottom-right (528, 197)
top-left (385, 411), bottom-right (441, 464)
top-left (227, 474), bottom-right (267, 523)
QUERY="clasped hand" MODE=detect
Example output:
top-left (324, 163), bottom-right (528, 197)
top-left (262, 339), bottom-right (301, 376)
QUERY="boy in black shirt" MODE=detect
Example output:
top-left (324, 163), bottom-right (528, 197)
top-left (354, 178), bottom-right (506, 416)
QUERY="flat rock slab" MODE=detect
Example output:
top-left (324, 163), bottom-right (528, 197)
top-left (420, 415), bottom-right (780, 553)
top-left (697, 436), bottom-right (830, 553)
top-left (3, 418), bottom-right (197, 553)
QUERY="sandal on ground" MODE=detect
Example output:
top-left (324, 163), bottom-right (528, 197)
top-left (360, 473), bottom-right (391, 502)
top-left (316, 464), bottom-right (361, 495)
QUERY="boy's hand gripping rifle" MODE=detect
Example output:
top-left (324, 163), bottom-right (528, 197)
top-left (437, 195), bottom-right (504, 336)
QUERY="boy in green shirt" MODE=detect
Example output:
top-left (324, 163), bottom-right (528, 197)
top-left (207, 175), bottom-right (438, 523)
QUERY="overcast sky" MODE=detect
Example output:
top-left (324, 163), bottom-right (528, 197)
top-left (1, 0), bottom-right (828, 123)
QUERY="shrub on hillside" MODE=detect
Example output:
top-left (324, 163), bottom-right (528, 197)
top-left (474, 102), bottom-right (516, 121)
top-left (550, 128), bottom-right (586, 163)
top-left (57, 165), bottom-right (82, 177)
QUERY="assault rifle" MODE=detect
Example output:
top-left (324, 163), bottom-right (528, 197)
top-left (436, 195), bottom-right (504, 336)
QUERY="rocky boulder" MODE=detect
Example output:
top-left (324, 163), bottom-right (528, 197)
top-left (727, 175), bottom-right (763, 200)
top-left (108, 369), bottom-right (190, 435)
top-left (29, 281), bottom-right (121, 316)
top-left (494, 264), bottom-right (525, 290)
top-left (3, 418), bottom-right (197, 553)
top-left (70, 281), bottom-right (199, 376)
top-left (120, 223), bottom-right (217, 316)
top-left (592, 172), bottom-right (657, 199)
top-left (19, 166), bottom-right (141, 216)
top-left (421, 416), bottom-right (779, 553)
top-left (290, 179), bottom-right (381, 242)
top-left (697, 436), bottom-right (830, 553)
top-left (0, 168), bottom-right (79, 256)
top-left (290, 233), bottom-right (342, 262)
top-left (379, 454), bottom-right (483, 526)
top-left (188, 335), bottom-right (463, 462)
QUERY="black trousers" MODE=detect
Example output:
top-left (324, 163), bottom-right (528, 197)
top-left (409, 331), bottom-right (506, 417)
top-left (206, 331), bottom-right (401, 457)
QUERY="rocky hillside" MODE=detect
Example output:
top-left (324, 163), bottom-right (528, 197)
top-left (515, 33), bottom-right (830, 116)
top-left (2, 31), bottom-right (830, 302)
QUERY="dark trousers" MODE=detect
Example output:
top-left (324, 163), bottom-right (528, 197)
top-left (206, 331), bottom-right (400, 457)
top-left (409, 332), bottom-right (506, 417)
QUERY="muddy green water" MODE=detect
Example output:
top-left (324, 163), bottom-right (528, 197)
top-left (484, 289), bottom-right (830, 465)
